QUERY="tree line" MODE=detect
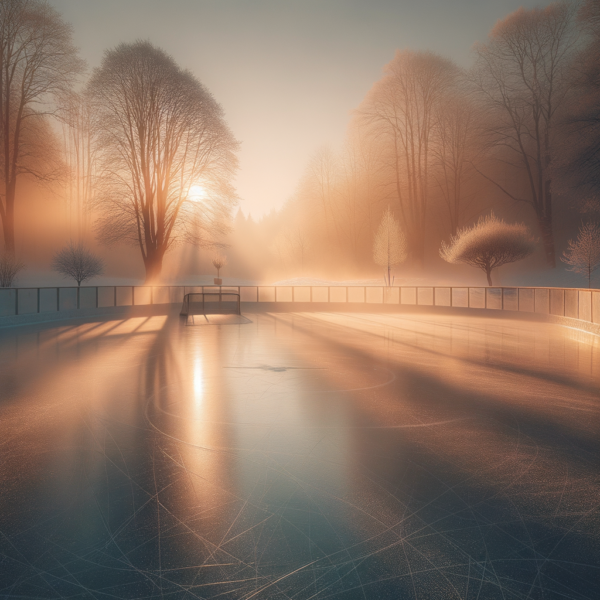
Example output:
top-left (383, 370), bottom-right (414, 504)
top-left (268, 0), bottom-right (600, 284)
top-left (0, 0), bottom-right (237, 284)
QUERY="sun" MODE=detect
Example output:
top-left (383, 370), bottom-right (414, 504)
top-left (188, 185), bottom-right (206, 202)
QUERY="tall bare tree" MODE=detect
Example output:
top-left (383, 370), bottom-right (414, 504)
top-left (0, 0), bottom-right (82, 254)
top-left (358, 51), bottom-right (456, 264)
top-left (566, 0), bottom-right (600, 200)
top-left (432, 91), bottom-right (480, 237)
top-left (88, 41), bottom-right (238, 283)
top-left (59, 91), bottom-right (96, 241)
top-left (471, 2), bottom-right (579, 267)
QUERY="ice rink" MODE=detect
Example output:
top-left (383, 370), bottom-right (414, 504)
top-left (0, 311), bottom-right (599, 599)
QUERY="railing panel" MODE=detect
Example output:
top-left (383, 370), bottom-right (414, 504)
top-left (79, 287), bottom-right (97, 309)
top-left (58, 288), bottom-right (77, 311)
top-left (115, 287), bottom-right (133, 307)
top-left (451, 288), bottom-right (468, 308)
top-left (17, 289), bottom-right (38, 314)
top-left (133, 287), bottom-right (152, 306)
top-left (550, 289), bottom-right (565, 316)
top-left (469, 288), bottom-right (485, 309)
top-left (593, 292), bottom-right (600, 324)
top-left (435, 288), bottom-right (451, 307)
top-left (0, 289), bottom-right (15, 316)
top-left (366, 287), bottom-right (384, 304)
top-left (384, 287), bottom-right (399, 304)
top-left (152, 287), bottom-right (170, 304)
top-left (170, 287), bottom-right (185, 304)
top-left (579, 290), bottom-right (592, 322)
top-left (534, 288), bottom-right (550, 314)
top-left (294, 287), bottom-right (311, 302)
top-left (240, 287), bottom-right (258, 302)
top-left (312, 287), bottom-right (329, 302)
top-left (502, 288), bottom-right (518, 311)
top-left (417, 287), bottom-right (433, 306)
top-left (258, 287), bottom-right (275, 302)
top-left (276, 287), bottom-right (293, 302)
top-left (329, 287), bottom-right (346, 303)
top-left (486, 288), bottom-right (502, 310)
top-left (40, 288), bottom-right (58, 313)
top-left (347, 287), bottom-right (364, 303)
top-left (565, 289), bottom-right (578, 318)
top-left (401, 287), bottom-right (416, 305)
top-left (98, 287), bottom-right (115, 307)
top-left (518, 288), bottom-right (534, 313)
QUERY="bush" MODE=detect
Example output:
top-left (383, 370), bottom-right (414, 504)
top-left (440, 213), bottom-right (536, 285)
top-left (52, 242), bottom-right (104, 286)
top-left (0, 254), bottom-right (24, 287)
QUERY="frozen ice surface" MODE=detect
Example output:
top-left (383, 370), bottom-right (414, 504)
top-left (0, 311), bottom-right (599, 599)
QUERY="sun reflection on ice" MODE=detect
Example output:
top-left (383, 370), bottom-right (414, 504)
top-left (193, 354), bottom-right (204, 406)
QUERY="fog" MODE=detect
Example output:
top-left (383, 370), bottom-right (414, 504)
top-left (1, 0), bottom-right (599, 288)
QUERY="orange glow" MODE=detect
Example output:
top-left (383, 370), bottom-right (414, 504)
top-left (188, 184), bottom-right (206, 202)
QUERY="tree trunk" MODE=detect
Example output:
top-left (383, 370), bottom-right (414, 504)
top-left (144, 249), bottom-right (165, 284)
top-left (537, 214), bottom-right (556, 268)
top-left (486, 268), bottom-right (493, 287)
top-left (2, 190), bottom-right (16, 255)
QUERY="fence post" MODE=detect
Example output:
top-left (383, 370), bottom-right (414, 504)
top-left (501, 287), bottom-right (504, 310)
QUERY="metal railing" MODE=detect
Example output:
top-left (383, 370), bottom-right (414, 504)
top-left (1, 285), bottom-right (599, 327)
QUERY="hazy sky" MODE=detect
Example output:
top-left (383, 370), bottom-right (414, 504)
top-left (49, 0), bottom-right (542, 219)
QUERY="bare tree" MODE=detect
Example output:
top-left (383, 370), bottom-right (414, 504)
top-left (561, 221), bottom-right (600, 287)
top-left (59, 91), bottom-right (96, 241)
top-left (0, 252), bottom-right (23, 286)
top-left (471, 2), bottom-right (579, 267)
top-left (432, 92), bottom-right (480, 237)
top-left (52, 241), bottom-right (103, 286)
top-left (440, 212), bottom-right (536, 286)
top-left (373, 207), bottom-right (407, 286)
top-left (89, 41), bottom-right (238, 283)
top-left (0, 0), bottom-right (83, 254)
top-left (565, 0), bottom-right (600, 199)
top-left (358, 51), bottom-right (457, 264)
top-left (211, 254), bottom-right (227, 279)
